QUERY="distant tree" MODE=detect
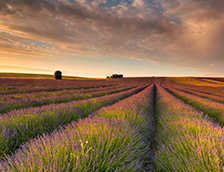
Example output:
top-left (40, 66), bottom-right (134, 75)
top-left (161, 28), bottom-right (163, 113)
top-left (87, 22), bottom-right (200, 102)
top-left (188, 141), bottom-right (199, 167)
top-left (112, 74), bottom-right (123, 78)
top-left (107, 74), bottom-right (123, 79)
top-left (54, 70), bottom-right (62, 79)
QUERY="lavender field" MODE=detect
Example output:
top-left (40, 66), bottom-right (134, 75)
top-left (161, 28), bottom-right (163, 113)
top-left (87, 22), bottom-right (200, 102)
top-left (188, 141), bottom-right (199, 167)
top-left (0, 77), bottom-right (224, 171)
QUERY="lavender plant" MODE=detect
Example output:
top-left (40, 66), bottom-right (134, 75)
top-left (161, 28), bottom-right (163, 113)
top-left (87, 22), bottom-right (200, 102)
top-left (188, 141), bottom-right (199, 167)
top-left (0, 86), bottom-right (147, 159)
top-left (0, 85), bottom-right (137, 114)
top-left (0, 84), bottom-right (155, 171)
top-left (154, 85), bottom-right (224, 171)
top-left (1, 117), bottom-right (147, 171)
top-left (166, 87), bottom-right (224, 125)
top-left (166, 85), bottom-right (224, 104)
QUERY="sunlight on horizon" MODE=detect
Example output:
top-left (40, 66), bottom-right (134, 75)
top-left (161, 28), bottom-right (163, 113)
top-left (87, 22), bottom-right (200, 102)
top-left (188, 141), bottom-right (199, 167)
top-left (0, 0), bottom-right (223, 77)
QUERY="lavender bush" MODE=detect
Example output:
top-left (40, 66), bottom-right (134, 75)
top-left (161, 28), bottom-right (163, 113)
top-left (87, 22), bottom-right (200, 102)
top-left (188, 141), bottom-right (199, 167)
top-left (166, 87), bottom-right (224, 125)
top-left (0, 85), bottom-right (137, 114)
top-left (0, 86), bottom-right (147, 159)
top-left (0, 84), bottom-right (155, 171)
top-left (155, 85), bottom-right (224, 171)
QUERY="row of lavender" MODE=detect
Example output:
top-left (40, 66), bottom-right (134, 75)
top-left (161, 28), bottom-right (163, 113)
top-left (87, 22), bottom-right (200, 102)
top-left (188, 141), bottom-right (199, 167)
top-left (165, 77), bottom-right (224, 97)
top-left (0, 78), bottom-right (150, 114)
top-left (0, 84), bottom-right (118, 101)
top-left (0, 85), bottom-right (137, 114)
top-left (163, 85), bottom-right (224, 125)
top-left (154, 85), bottom-right (224, 171)
top-left (1, 77), bottom-right (223, 171)
top-left (0, 78), bottom-right (150, 95)
top-left (170, 85), bottom-right (224, 104)
top-left (0, 84), bottom-right (155, 171)
top-left (0, 83), bottom-right (150, 159)
top-left (0, 78), bottom-right (115, 94)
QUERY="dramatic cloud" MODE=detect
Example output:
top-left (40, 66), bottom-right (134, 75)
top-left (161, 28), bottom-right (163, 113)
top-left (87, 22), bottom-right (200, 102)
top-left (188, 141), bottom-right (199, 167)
top-left (0, 0), bottom-right (223, 74)
top-left (0, 65), bottom-right (53, 73)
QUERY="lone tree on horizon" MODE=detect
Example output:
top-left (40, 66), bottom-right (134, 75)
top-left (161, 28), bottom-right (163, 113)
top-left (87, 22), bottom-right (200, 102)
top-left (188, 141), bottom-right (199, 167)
top-left (106, 74), bottom-right (123, 79)
top-left (54, 70), bottom-right (62, 79)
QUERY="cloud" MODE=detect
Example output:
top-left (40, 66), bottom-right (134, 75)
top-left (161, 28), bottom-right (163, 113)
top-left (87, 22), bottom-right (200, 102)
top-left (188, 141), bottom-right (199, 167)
top-left (0, 0), bottom-right (223, 75)
top-left (0, 65), bottom-right (53, 73)
top-left (158, 0), bottom-right (224, 72)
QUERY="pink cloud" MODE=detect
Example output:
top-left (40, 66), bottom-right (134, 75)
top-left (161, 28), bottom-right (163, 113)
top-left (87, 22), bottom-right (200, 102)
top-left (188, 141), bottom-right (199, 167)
top-left (0, 0), bottom-right (223, 75)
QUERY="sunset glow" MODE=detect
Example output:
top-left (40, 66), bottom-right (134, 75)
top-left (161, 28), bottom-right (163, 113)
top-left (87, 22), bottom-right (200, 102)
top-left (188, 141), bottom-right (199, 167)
top-left (0, 0), bottom-right (223, 77)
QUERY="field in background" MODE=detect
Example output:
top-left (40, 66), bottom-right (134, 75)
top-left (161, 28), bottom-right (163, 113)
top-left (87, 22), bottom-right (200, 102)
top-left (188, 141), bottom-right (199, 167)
top-left (0, 76), bottom-right (224, 171)
top-left (0, 72), bottom-right (99, 80)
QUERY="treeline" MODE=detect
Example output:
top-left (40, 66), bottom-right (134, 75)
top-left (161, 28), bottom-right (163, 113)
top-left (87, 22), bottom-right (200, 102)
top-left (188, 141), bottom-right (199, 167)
top-left (107, 74), bottom-right (123, 79)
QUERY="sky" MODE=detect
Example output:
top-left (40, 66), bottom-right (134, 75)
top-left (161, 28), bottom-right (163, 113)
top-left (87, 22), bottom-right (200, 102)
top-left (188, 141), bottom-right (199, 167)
top-left (0, 0), bottom-right (224, 78)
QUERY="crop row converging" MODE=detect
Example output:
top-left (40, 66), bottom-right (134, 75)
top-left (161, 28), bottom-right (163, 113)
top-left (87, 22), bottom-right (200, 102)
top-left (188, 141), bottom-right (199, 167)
top-left (1, 77), bottom-right (224, 171)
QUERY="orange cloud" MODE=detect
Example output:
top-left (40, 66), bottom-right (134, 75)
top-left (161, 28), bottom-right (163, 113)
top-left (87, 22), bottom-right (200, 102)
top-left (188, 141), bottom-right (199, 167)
top-left (0, 0), bottom-right (223, 75)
